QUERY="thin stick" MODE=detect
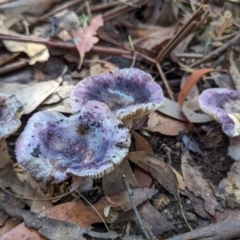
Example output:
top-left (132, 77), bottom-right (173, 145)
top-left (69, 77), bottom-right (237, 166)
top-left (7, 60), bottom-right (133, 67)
top-left (0, 32), bottom-right (157, 65)
top-left (122, 175), bottom-right (151, 240)
top-left (167, 218), bottom-right (240, 240)
top-left (156, 63), bottom-right (175, 101)
top-left (190, 33), bottom-right (240, 68)
top-left (177, 191), bottom-right (193, 231)
top-left (156, 4), bottom-right (208, 63)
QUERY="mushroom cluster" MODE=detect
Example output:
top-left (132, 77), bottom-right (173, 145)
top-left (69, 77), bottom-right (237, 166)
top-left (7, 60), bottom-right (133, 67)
top-left (199, 88), bottom-right (240, 160)
top-left (15, 68), bottom-right (164, 184)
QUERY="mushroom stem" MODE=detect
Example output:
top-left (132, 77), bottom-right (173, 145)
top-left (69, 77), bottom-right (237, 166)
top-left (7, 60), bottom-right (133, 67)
top-left (228, 136), bottom-right (240, 161)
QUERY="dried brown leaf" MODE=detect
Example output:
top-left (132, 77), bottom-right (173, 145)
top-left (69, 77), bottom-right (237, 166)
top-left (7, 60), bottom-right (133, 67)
top-left (169, 166), bottom-right (186, 191)
top-left (147, 111), bottom-right (188, 136)
top-left (178, 68), bottom-right (214, 107)
top-left (128, 151), bottom-right (179, 199)
top-left (134, 166), bottom-right (153, 188)
top-left (132, 130), bottom-right (153, 153)
top-left (181, 150), bottom-right (218, 216)
top-left (134, 26), bottom-right (175, 50)
top-left (0, 167), bottom-right (52, 213)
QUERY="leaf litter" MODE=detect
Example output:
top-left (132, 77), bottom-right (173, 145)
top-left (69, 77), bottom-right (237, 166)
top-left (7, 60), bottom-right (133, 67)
top-left (0, 0), bottom-right (240, 239)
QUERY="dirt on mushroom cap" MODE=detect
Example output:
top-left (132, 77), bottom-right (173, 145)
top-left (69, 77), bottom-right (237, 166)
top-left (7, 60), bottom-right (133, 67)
top-left (15, 101), bottom-right (131, 183)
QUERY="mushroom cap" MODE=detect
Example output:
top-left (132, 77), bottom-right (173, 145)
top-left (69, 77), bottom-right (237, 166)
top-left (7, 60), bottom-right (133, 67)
top-left (198, 88), bottom-right (240, 137)
top-left (70, 68), bottom-right (164, 121)
top-left (15, 101), bottom-right (131, 183)
top-left (0, 90), bottom-right (23, 139)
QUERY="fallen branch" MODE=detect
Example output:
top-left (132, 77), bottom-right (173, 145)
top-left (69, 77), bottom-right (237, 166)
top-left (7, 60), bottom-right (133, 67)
top-left (168, 219), bottom-right (240, 240)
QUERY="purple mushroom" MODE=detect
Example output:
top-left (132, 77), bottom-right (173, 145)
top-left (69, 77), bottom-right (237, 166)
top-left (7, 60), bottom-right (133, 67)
top-left (70, 68), bottom-right (164, 121)
top-left (15, 101), bottom-right (131, 183)
top-left (0, 90), bottom-right (23, 139)
top-left (198, 88), bottom-right (240, 160)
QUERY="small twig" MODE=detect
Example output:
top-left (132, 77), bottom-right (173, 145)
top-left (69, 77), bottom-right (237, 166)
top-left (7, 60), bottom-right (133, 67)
top-left (0, 59), bottom-right (28, 75)
top-left (122, 175), bottom-right (151, 240)
top-left (0, 32), bottom-right (133, 56)
top-left (0, 32), bottom-right (158, 65)
top-left (156, 63), bottom-right (175, 101)
top-left (190, 32), bottom-right (240, 68)
top-left (177, 191), bottom-right (193, 231)
top-left (167, 218), bottom-right (240, 240)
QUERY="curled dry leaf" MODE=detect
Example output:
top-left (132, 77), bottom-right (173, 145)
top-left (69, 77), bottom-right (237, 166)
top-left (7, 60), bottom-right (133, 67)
top-left (73, 15), bottom-right (104, 69)
top-left (181, 150), bottom-right (218, 216)
top-left (180, 72), bottom-right (199, 104)
top-left (178, 68), bottom-right (214, 107)
top-left (128, 151), bottom-right (179, 199)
